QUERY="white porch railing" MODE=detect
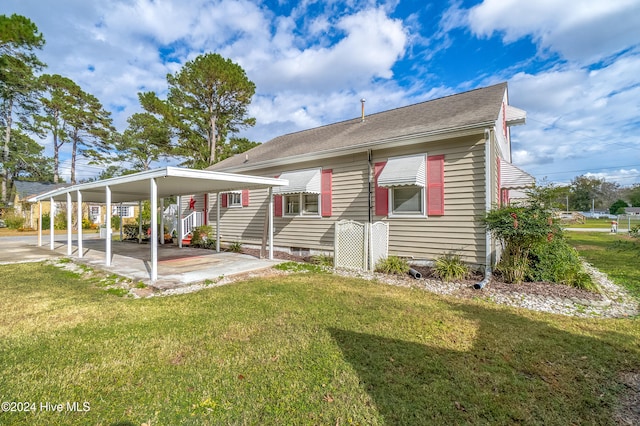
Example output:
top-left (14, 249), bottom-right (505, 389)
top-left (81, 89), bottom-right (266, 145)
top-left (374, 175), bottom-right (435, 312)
top-left (181, 211), bottom-right (204, 239)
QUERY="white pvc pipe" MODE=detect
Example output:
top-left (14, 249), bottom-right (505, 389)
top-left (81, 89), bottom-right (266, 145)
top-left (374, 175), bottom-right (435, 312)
top-left (216, 192), bottom-right (221, 253)
top-left (150, 178), bottom-right (158, 282)
top-left (77, 190), bottom-right (83, 258)
top-left (50, 197), bottom-right (55, 250)
top-left (268, 187), bottom-right (274, 260)
top-left (106, 186), bottom-right (112, 266)
top-left (67, 192), bottom-right (72, 255)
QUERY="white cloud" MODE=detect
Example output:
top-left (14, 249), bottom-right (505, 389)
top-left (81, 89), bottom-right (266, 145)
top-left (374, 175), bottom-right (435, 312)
top-left (467, 0), bottom-right (640, 63)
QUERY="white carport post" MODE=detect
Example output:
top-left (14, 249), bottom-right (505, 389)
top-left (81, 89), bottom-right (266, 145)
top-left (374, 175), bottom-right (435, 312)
top-left (216, 192), bottom-right (221, 253)
top-left (105, 185), bottom-right (112, 266)
top-left (138, 201), bottom-right (143, 244)
top-left (49, 197), bottom-right (55, 250)
top-left (177, 195), bottom-right (182, 248)
top-left (37, 201), bottom-right (42, 247)
top-left (66, 192), bottom-right (73, 255)
top-left (150, 178), bottom-right (158, 282)
top-left (77, 190), bottom-right (83, 258)
top-left (160, 198), bottom-right (165, 245)
top-left (268, 187), bottom-right (274, 260)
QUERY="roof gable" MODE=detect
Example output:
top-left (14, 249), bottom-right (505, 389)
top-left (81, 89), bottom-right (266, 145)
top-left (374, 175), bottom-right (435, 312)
top-left (210, 82), bottom-right (508, 171)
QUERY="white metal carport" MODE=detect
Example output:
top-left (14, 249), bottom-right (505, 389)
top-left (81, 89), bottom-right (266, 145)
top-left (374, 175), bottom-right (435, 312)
top-left (31, 167), bottom-right (287, 282)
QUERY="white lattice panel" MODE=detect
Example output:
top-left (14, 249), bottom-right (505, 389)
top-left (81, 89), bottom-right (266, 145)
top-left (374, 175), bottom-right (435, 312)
top-left (334, 220), bottom-right (367, 270)
top-left (369, 221), bottom-right (389, 270)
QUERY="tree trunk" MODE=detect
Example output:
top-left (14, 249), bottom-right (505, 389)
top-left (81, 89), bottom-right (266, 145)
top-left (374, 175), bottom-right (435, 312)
top-left (71, 133), bottom-right (78, 185)
top-left (2, 98), bottom-right (14, 203)
top-left (53, 134), bottom-right (60, 184)
top-left (209, 108), bottom-right (216, 166)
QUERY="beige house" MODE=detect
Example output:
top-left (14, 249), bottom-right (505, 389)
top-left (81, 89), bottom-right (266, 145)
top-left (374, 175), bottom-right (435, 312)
top-left (12, 181), bottom-right (69, 229)
top-left (201, 82), bottom-right (534, 269)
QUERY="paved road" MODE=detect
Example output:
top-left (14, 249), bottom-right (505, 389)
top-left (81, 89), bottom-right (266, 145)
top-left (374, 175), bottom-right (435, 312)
top-left (564, 228), bottom-right (630, 233)
top-left (0, 233), bottom-right (101, 264)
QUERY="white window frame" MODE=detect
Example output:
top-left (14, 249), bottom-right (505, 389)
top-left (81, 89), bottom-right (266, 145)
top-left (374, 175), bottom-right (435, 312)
top-left (283, 193), bottom-right (321, 218)
top-left (385, 153), bottom-right (427, 218)
top-left (389, 185), bottom-right (426, 218)
top-left (226, 192), bottom-right (243, 208)
top-left (112, 205), bottom-right (134, 218)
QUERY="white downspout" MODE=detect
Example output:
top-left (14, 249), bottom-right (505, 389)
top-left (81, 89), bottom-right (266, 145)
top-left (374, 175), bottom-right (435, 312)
top-left (475, 128), bottom-right (493, 289)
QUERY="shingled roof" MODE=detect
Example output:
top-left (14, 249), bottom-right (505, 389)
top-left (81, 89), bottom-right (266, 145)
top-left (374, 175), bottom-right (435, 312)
top-left (210, 82), bottom-right (507, 172)
top-left (14, 181), bottom-right (69, 200)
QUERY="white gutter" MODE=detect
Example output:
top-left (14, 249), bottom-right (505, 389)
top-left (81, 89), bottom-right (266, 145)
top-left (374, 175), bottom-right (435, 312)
top-left (475, 128), bottom-right (493, 290)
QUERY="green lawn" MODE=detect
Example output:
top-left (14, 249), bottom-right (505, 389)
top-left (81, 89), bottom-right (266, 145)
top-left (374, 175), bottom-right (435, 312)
top-left (566, 232), bottom-right (640, 300)
top-left (0, 262), bottom-right (638, 425)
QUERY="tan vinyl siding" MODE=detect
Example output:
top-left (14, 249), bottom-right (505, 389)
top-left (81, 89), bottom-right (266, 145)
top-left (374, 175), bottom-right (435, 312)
top-left (210, 153), bottom-right (369, 251)
top-left (207, 133), bottom-right (490, 266)
top-left (372, 135), bottom-right (487, 265)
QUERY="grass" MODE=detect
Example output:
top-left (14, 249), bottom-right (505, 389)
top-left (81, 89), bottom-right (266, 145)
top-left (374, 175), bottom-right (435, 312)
top-left (566, 231), bottom-right (640, 300)
top-left (0, 262), bottom-right (638, 425)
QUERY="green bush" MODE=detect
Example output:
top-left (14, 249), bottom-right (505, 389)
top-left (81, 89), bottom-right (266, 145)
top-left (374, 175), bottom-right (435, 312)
top-left (434, 253), bottom-right (469, 281)
top-left (527, 237), bottom-right (596, 291)
top-left (191, 225), bottom-right (215, 248)
top-left (82, 217), bottom-right (93, 229)
top-left (227, 241), bottom-right (242, 253)
top-left (2, 211), bottom-right (25, 229)
top-left (41, 213), bottom-right (51, 230)
top-left (630, 225), bottom-right (640, 239)
top-left (111, 215), bottom-right (121, 230)
top-left (53, 212), bottom-right (68, 230)
top-left (375, 256), bottom-right (410, 275)
top-left (310, 254), bottom-right (334, 268)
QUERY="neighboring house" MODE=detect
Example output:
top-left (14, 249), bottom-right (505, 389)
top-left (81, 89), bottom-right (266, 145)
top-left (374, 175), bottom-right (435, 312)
top-left (624, 207), bottom-right (640, 215)
top-left (89, 203), bottom-right (140, 225)
top-left (12, 181), bottom-right (69, 229)
top-left (194, 82), bottom-right (534, 269)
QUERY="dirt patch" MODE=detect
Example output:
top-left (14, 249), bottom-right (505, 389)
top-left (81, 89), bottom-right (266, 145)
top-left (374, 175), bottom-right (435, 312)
top-left (614, 372), bottom-right (640, 425)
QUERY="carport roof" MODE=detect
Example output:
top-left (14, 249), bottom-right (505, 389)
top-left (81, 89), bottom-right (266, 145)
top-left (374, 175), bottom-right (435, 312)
top-left (30, 167), bottom-right (288, 203)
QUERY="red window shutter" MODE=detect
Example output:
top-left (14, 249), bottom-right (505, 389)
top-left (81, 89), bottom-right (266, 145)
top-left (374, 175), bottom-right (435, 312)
top-left (221, 193), bottom-right (228, 208)
top-left (374, 162), bottom-right (388, 216)
top-left (242, 190), bottom-right (249, 207)
top-left (274, 195), bottom-right (283, 217)
top-left (321, 169), bottom-right (332, 217)
top-left (496, 157), bottom-right (501, 207)
top-left (273, 175), bottom-right (283, 217)
top-left (427, 155), bottom-right (445, 215)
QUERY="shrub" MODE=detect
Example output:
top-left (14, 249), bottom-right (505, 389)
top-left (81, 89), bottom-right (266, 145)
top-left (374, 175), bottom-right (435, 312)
top-left (630, 225), bottom-right (640, 239)
top-left (40, 213), bottom-right (53, 230)
top-left (3, 211), bottom-right (25, 229)
top-left (82, 217), bottom-right (93, 229)
top-left (310, 254), bottom-right (334, 268)
top-left (527, 237), bottom-right (596, 291)
top-left (375, 256), bottom-right (410, 275)
top-left (54, 212), bottom-right (67, 230)
top-left (191, 225), bottom-right (215, 248)
top-left (434, 253), bottom-right (469, 281)
top-left (482, 184), bottom-right (561, 284)
top-left (227, 241), bottom-right (242, 253)
top-left (111, 215), bottom-right (121, 230)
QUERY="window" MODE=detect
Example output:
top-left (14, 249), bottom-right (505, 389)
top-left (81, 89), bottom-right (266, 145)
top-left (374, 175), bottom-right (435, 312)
top-left (391, 185), bottom-right (423, 215)
top-left (112, 205), bottom-right (133, 218)
top-left (228, 192), bottom-right (242, 207)
top-left (283, 193), bottom-right (320, 216)
top-left (285, 194), bottom-right (300, 215)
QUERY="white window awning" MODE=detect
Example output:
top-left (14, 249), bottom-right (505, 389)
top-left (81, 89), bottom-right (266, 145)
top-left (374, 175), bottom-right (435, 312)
top-left (500, 158), bottom-right (535, 189)
top-left (505, 105), bottom-right (526, 126)
top-left (378, 155), bottom-right (426, 187)
top-left (273, 168), bottom-right (321, 194)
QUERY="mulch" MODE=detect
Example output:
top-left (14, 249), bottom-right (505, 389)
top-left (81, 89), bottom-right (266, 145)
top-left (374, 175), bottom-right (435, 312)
top-left (237, 248), bottom-right (605, 301)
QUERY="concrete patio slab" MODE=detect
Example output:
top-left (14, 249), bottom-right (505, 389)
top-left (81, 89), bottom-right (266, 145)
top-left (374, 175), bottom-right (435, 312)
top-left (59, 239), bottom-right (283, 288)
top-left (0, 237), bottom-right (282, 288)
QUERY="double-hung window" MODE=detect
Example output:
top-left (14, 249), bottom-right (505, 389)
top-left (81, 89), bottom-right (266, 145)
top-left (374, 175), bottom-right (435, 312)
top-left (377, 154), bottom-right (426, 217)
top-left (274, 168), bottom-right (322, 217)
top-left (227, 192), bottom-right (242, 208)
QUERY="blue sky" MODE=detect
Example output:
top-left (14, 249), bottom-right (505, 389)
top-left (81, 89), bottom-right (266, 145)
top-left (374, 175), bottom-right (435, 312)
top-left (3, 0), bottom-right (640, 185)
